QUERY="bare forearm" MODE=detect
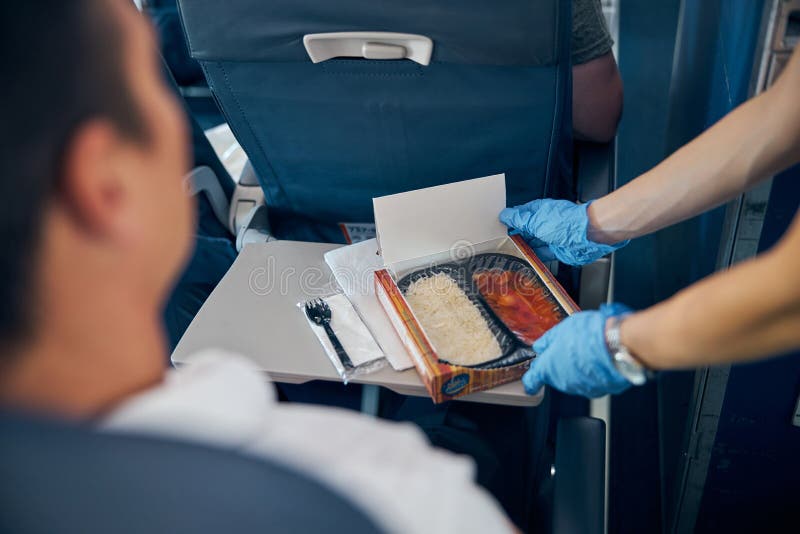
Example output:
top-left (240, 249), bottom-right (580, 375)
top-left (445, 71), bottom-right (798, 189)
top-left (588, 48), bottom-right (800, 244)
top-left (620, 216), bottom-right (800, 369)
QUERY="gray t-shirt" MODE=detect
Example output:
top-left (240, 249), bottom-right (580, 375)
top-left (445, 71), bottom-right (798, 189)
top-left (572, 0), bottom-right (614, 64)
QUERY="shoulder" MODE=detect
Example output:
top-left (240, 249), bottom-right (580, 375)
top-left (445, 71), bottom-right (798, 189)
top-left (101, 349), bottom-right (275, 448)
top-left (253, 403), bottom-right (513, 534)
top-left (572, 0), bottom-right (614, 65)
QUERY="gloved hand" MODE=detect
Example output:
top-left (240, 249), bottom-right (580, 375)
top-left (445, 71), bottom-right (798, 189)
top-left (523, 303), bottom-right (634, 398)
top-left (500, 199), bottom-right (628, 266)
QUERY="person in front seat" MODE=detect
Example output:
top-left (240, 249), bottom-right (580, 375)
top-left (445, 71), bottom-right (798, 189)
top-left (0, 2), bottom-right (515, 532)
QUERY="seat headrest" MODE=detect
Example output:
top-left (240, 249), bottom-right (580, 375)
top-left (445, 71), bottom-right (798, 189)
top-left (177, 0), bottom-right (561, 66)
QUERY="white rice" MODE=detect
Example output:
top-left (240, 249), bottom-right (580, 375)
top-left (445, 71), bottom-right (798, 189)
top-left (404, 273), bottom-right (502, 366)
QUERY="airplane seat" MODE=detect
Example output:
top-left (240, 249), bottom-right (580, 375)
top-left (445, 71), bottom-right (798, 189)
top-left (142, 0), bottom-right (205, 88)
top-left (171, 0), bottom-right (615, 301)
top-left (0, 412), bottom-right (381, 534)
top-left (0, 412), bottom-right (605, 534)
top-left (168, 0), bottom-right (617, 319)
top-left (175, 0), bottom-right (574, 244)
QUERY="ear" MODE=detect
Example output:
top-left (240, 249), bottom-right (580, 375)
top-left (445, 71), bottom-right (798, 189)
top-left (59, 120), bottom-right (135, 241)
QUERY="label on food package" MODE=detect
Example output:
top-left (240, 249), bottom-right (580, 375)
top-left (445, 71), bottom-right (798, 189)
top-left (442, 374), bottom-right (470, 396)
top-left (339, 223), bottom-right (376, 244)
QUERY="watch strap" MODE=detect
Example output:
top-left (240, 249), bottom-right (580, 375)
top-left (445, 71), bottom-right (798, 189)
top-left (605, 314), bottom-right (654, 385)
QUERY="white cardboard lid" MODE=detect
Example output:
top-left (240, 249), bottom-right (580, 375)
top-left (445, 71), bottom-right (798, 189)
top-left (373, 174), bottom-right (507, 266)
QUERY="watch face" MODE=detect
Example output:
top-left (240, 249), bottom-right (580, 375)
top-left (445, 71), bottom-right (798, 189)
top-left (614, 352), bottom-right (647, 385)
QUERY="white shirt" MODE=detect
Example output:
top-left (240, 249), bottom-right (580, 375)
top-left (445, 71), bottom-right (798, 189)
top-left (100, 350), bottom-right (512, 534)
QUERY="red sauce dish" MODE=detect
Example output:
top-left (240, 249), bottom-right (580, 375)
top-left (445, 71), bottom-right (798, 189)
top-left (473, 269), bottom-right (565, 346)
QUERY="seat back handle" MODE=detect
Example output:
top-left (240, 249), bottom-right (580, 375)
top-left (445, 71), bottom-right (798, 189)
top-left (303, 32), bottom-right (433, 65)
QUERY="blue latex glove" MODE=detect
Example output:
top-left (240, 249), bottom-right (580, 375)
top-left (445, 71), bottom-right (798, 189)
top-left (499, 199), bottom-right (628, 266)
top-left (523, 303), bottom-right (635, 398)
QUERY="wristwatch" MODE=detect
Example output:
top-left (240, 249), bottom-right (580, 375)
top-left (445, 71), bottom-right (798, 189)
top-left (604, 315), bottom-right (654, 386)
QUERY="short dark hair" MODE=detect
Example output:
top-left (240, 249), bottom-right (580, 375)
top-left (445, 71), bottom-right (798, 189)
top-left (0, 0), bottom-right (145, 349)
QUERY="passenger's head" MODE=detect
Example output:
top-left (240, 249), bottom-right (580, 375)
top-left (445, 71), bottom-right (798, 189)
top-left (0, 0), bottom-right (193, 353)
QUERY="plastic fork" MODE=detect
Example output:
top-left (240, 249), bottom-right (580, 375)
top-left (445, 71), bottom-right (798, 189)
top-left (304, 298), bottom-right (355, 370)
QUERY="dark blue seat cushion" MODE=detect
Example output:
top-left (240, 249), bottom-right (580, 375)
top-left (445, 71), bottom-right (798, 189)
top-left (0, 412), bottom-right (382, 534)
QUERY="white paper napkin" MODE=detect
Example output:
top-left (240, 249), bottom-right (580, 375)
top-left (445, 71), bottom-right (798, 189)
top-left (324, 239), bottom-right (414, 371)
top-left (303, 294), bottom-right (385, 370)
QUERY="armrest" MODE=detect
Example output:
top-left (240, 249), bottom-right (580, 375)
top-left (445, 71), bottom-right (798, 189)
top-left (575, 139), bottom-right (616, 203)
top-left (552, 417), bottom-right (606, 534)
top-left (574, 139), bottom-right (616, 309)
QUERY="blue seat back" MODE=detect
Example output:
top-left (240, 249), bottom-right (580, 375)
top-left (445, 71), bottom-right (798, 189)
top-left (0, 413), bottom-right (381, 533)
top-left (177, 0), bottom-right (572, 242)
